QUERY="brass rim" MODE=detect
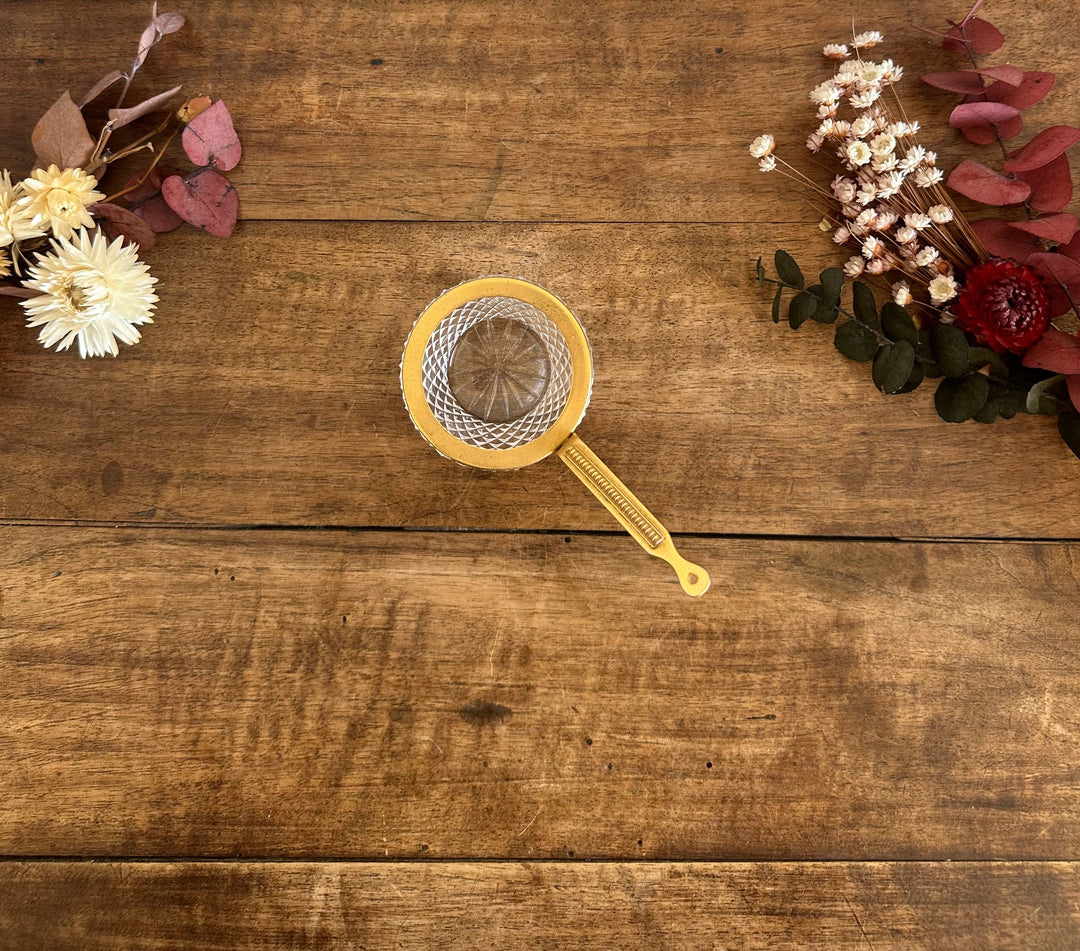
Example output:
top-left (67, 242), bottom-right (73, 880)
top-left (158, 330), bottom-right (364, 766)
top-left (401, 277), bottom-right (593, 470)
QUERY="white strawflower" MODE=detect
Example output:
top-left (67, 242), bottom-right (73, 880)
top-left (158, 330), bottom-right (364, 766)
top-left (833, 226), bottom-right (851, 244)
top-left (928, 274), bottom-right (959, 304)
top-left (20, 229), bottom-right (158, 358)
top-left (861, 235), bottom-right (881, 259)
top-left (892, 281), bottom-right (913, 306)
top-left (831, 176), bottom-right (857, 202)
top-left (913, 167), bottom-right (944, 188)
top-left (856, 184), bottom-right (878, 206)
top-left (855, 62), bottom-right (886, 87)
top-left (882, 60), bottom-right (903, 83)
top-left (854, 208), bottom-right (876, 231)
top-left (0, 170), bottom-right (45, 248)
top-left (896, 226), bottom-right (917, 244)
top-left (850, 88), bottom-right (881, 110)
top-left (865, 258), bottom-right (886, 275)
top-left (869, 132), bottom-right (896, 156)
top-left (906, 120), bottom-right (921, 136)
top-left (873, 210), bottom-right (898, 231)
top-left (0, 249), bottom-right (9, 279)
top-left (851, 115), bottom-right (874, 139)
top-left (928, 204), bottom-right (955, 224)
top-left (875, 171), bottom-right (905, 199)
top-left (843, 256), bottom-right (865, 277)
top-left (806, 132), bottom-right (824, 153)
top-left (816, 103), bottom-right (839, 120)
top-left (905, 212), bottom-right (932, 231)
top-left (872, 154), bottom-right (899, 173)
top-left (748, 134), bottom-right (776, 158)
top-left (898, 146), bottom-right (927, 171)
top-left (846, 141), bottom-right (872, 167)
top-left (852, 31), bottom-right (884, 49)
top-left (758, 155), bottom-right (777, 172)
top-left (832, 120), bottom-right (852, 137)
top-left (810, 81), bottom-right (842, 105)
top-left (823, 43), bottom-right (850, 59)
top-left (924, 150), bottom-right (938, 166)
top-left (915, 246), bottom-right (940, 267)
top-left (18, 165), bottom-right (105, 240)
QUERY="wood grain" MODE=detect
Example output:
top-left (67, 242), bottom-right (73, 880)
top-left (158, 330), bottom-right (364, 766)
top-left (2, 526), bottom-right (1078, 859)
top-left (0, 0), bottom-right (1074, 222)
top-left (1, 223), bottom-right (1078, 536)
top-left (2, 861), bottom-right (1078, 951)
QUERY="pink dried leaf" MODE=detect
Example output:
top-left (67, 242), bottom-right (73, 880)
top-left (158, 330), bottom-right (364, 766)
top-left (1027, 252), bottom-right (1080, 290)
top-left (1009, 213), bottom-right (1079, 245)
top-left (131, 4), bottom-right (184, 74)
top-left (1015, 154), bottom-right (1073, 213)
top-left (1003, 126), bottom-right (1080, 173)
top-left (1022, 327), bottom-right (1080, 375)
top-left (1069, 375), bottom-right (1080, 414)
top-left (971, 218), bottom-right (1041, 262)
top-left (89, 201), bottom-right (157, 251)
top-left (984, 72), bottom-right (1055, 110)
top-left (960, 113), bottom-right (1024, 145)
top-left (949, 101), bottom-right (1020, 129)
top-left (31, 90), bottom-right (96, 170)
top-left (78, 69), bottom-right (125, 108)
top-left (153, 11), bottom-right (185, 35)
top-left (947, 160), bottom-right (1031, 206)
top-left (976, 65), bottom-right (1024, 86)
top-left (107, 84), bottom-right (182, 130)
top-left (161, 169), bottom-right (239, 238)
top-left (922, 70), bottom-right (987, 94)
top-left (943, 17), bottom-right (1005, 54)
top-left (123, 165), bottom-right (185, 233)
top-left (181, 100), bottom-right (241, 171)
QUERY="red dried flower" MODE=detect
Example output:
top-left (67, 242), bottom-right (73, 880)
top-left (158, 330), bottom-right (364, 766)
top-left (954, 258), bottom-right (1051, 354)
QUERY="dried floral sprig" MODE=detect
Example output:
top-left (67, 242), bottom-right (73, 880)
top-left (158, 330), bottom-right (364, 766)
top-left (0, 4), bottom-right (242, 357)
top-left (751, 6), bottom-right (1080, 461)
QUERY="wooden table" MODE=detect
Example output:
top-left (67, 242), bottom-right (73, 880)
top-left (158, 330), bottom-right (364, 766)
top-left (2, 1), bottom-right (1078, 947)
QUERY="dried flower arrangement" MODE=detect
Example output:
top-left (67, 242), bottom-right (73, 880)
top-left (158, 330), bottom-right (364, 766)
top-left (0, 4), bottom-right (241, 357)
top-left (752, 3), bottom-right (1080, 460)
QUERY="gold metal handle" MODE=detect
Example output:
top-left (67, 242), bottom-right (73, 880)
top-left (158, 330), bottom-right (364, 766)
top-left (556, 433), bottom-right (710, 597)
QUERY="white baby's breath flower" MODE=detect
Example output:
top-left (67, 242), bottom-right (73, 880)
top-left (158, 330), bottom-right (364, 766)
top-left (17, 166), bottom-right (104, 241)
top-left (846, 141), bottom-right (872, 167)
top-left (0, 170), bottom-right (45, 248)
top-left (852, 30), bottom-right (884, 50)
top-left (913, 166), bottom-right (944, 187)
top-left (851, 115), bottom-right (874, 139)
top-left (928, 203), bottom-right (955, 224)
top-left (905, 212), bottom-right (932, 231)
top-left (861, 235), bottom-right (881, 259)
top-left (749, 134), bottom-right (775, 158)
top-left (843, 256), bottom-right (865, 277)
top-left (915, 246), bottom-right (940, 267)
top-left (20, 228), bottom-right (158, 358)
top-left (869, 132), bottom-right (896, 157)
top-left (850, 88), bottom-right (881, 110)
top-left (928, 274), bottom-right (959, 304)
top-left (823, 43), bottom-right (850, 60)
top-left (892, 281), bottom-right (913, 306)
top-left (758, 155), bottom-right (777, 172)
top-left (895, 226), bottom-right (917, 245)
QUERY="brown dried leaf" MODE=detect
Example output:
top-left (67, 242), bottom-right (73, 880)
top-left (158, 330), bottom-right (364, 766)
top-left (31, 91), bottom-right (95, 170)
top-left (78, 69), bottom-right (125, 108)
top-left (108, 85), bottom-right (182, 131)
top-left (89, 202), bottom-right (157, 251)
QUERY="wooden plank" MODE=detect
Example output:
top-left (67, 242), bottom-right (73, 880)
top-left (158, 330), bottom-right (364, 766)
top-left (0, 0), bottom-right (1069, 222)
top-left (1, 223), bottom-right (1078, 536)
top-left (1, 861), bottom-right (1078, 950)
top-left (2, 526), bottom-right (1078, 859)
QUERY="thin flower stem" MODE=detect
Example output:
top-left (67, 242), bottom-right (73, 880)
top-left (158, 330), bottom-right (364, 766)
top-left (103, 127), bottom-right (179, 204)
top-left (104, 115), bottom-right (174, 164)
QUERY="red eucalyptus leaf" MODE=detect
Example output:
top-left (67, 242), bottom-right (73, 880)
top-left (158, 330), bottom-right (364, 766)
top-left (108, 84), bottom-right (182, 130)
top-left (962, 114), bottom-right (1024, 145)
top-left (971, 218), bottom-right (1041, 262)
top-left (1004, 126), bottom-right (1080, 173)
top-left (78, 69), bottom-right (125, 108)
top-left (943, 17), bottom-right (1005, 54)
top-left (1058, 231), bottom-right (1080, 263)
top-left (1027, 251), bottom-right (1080, 288)
top-left (950, 101), bottom-right (1020, 128)
top-left (181, 100), bottom-right (241, 171)
top-left (162, 169), bottom-right (238, 238)
top-left (922, 70), bottom-right (987, 94)
top-left (1022, 327), bottom-right (1080, 374)
top-left (947, 160), bottom-right (1031, 205)
top-left (1069, 375), bottom-right (1080, 414)
top-left (1010, 213), bottom-right (1079, 245)
top-left (133, 192), bottom-right (184, 233)
top-left (89, 202), bottom-right (157, 251)
top-left (985, 72), bottom-right (1055, 109)
top-left (976, 64), bottom-right (1025, 86)
top-left (31, 91), bottom-right (95, 170)
top-left (1016, 154), bottom-right (1074, 212)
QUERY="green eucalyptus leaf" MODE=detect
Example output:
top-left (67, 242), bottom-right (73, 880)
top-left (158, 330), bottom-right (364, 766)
top-left (820, 267), bottom-right (844, 304)
top-left (771, 285), bottom-right (783, 324)
top-left (1059, 411), bottom-right (1080, 461)
top-left (930, 323), bottom-right (970, 379)
top-left (997, 389), bottom-right (1027, 419)
top-left (852, 281), bottom-right (880, 330)
top-left (880, 302), bottom-right (918, 344)
top-left (872, 340), bottom-right (916, 394)
top-left (934, 373), bottom-right (990, 423)
top-left (812, 300), bottom-right (840, 324)
top-left (774, 249), bottom-right (804, 288)
top-left (968, 346), bottom-right (1009, 378)
top-left (789, 290), bottom-right (818, 328)
top-left (834, 320), bottom-right (879, 362)
top-left (897, 358), bottom-right (925, 394)
top-left (1026, 373), bottom-right (1065, 415)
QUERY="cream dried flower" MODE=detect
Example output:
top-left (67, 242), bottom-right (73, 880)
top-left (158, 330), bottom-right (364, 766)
top-left (892, 281), bottom-right (913, 306)
top-left (18, 165), bottom-right (105, 240)
top-left (20, 229), bottom-right (158, 358)
top-left (0, 169), bottom-right (45, 248)
top-left (928, 203), bottom-right (954, 224)
top-left (759, 155), bottom-right (777, 172)
top-left (843, 256), bottom-right (865, 277)
top-left (865, 258), bottom-right (886, 275)
top-left (915, 246), bottom-right (940, 267)
top-left (895, 226), bottom-right (917, 245)
top-left (749, 134), bottom-right (776, 158)
top-left (0, 249), bottom-right (9, 279)
top-left (861, 235), bottom-right (882, 259)
top-left (851, 115), bottom-right (874, 139)
top-left (833, 226), bottom-right (851, 244)
top-left (850, 88), bottom-right (881, 110)
top-left (913, 166), bottom-right (944, 188)
top-left (810, 81), bottom-right (842, 105)
top-left (928, 274), bottom-right (959, 304)
top-left (852, 30), bottom-right (884, 50)
top-left (806, 132), bottom-right (824, 153)
top-left (905, 212), bottom-right (932, 231)
top-left (869, 132), bottom-right (896, 156)
top-left (846, 141), bottom-right (872, 167)
top-left (823, 43), bottom-right (850, 60)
